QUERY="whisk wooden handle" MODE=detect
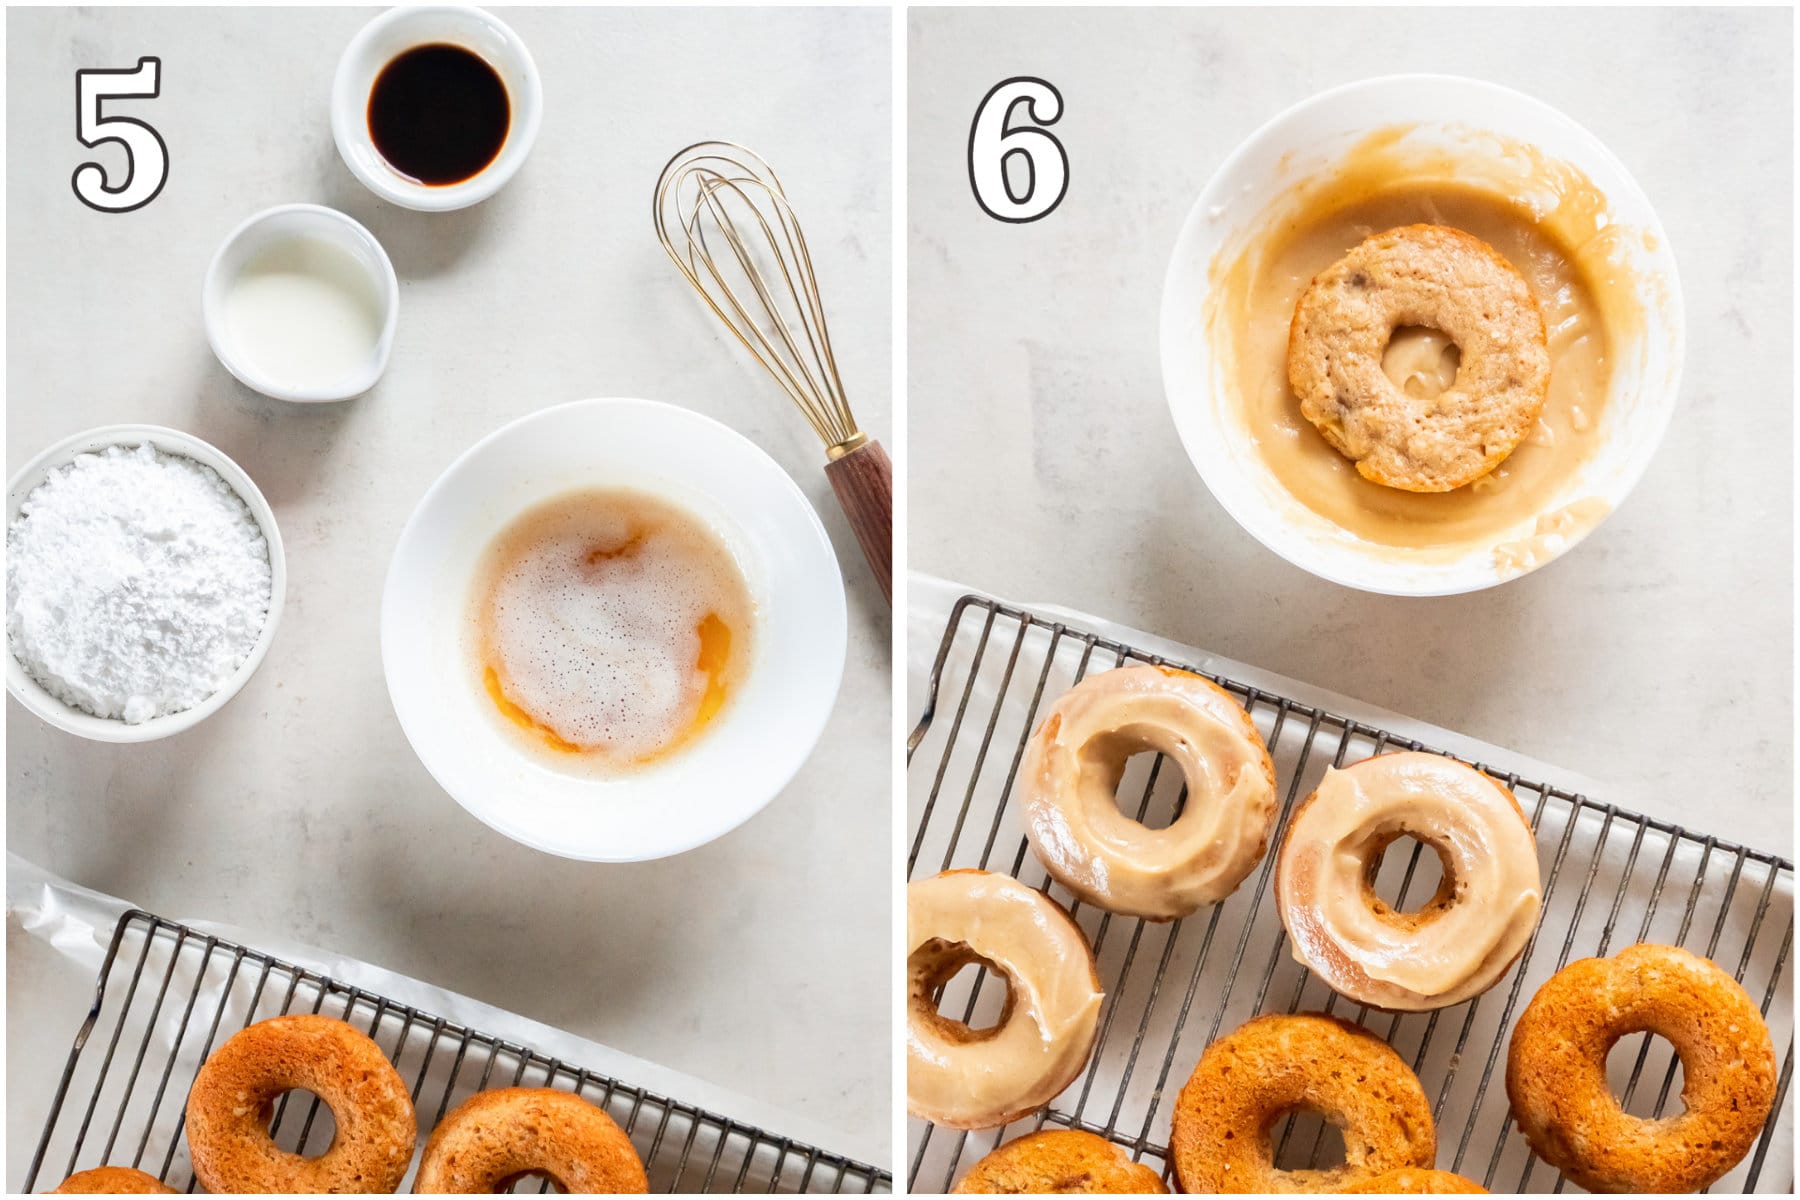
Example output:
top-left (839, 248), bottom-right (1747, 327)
top-left (823, 439), bottom-right (892, 603)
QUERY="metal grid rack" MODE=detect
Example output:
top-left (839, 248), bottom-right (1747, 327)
top-left (906, 594), bottom-right (1794, 1194)
top-left (23, 909), bottom-right (890, 1194)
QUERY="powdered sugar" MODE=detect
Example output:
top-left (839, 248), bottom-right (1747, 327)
top-left (7, 443), bottom-right (273, 723)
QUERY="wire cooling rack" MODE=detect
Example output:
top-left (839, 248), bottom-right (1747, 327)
top-left (22, 909), bottom-right (890, 1194)
top-left (906, 594), bottom-right (1794, 1194)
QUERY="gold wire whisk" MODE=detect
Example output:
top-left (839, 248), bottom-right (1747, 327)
top-left (654, 141), bottom-right (892, 601)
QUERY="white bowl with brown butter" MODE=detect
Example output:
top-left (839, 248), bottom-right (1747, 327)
top-left (1162, 74), bottom-right (1683, 595)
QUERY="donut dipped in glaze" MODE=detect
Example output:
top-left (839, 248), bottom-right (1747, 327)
top-left (1274, 752), bottom-right (1542, 1011)
top-left (907, 870), bottom-right (1103, 1129)
top-left (1019, 664), bottom-right (1278, 921)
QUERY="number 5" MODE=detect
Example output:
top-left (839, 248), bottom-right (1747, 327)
top-left (72, 57), bottom-right (169, 213)
top-left (967, 77), bottom-right (1069, 224)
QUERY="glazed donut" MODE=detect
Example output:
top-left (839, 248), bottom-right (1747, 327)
top-left (1506, 943), bottom-right (1777, 1193)
top-left (1288, 224), bottom-right (1550, 492)
top-left (1170, 1012), bottom-right (1436, 1193)
top-left (46, 1167), bottom-right (177, 1194)
top-left (185, 1014), bottom-right (415, 1194)
top-left (949, 1130), bottom-right (1167, 1194)
top-left (907, 870), bottom-right (1103, 1129)
top-left (414, 1088), bottom-right (648, 1193)
top-left (1343, 1168), bottom-right (1488, 1193)
top-left (1274, 752), bottom-right (1542, 1011)
top-left (1019, 664), bottom-right (1278, 920)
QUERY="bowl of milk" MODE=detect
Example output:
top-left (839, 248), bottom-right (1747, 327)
top-left (203, 203), bottom-right (398, 402)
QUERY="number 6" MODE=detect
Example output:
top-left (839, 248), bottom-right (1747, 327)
top-left (72, 57), bottom-right (169, 213)
top-left (967, 77), bottom-right (1068, 224)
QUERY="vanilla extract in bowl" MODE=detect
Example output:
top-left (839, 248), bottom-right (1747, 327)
top-left (368, 43), bottom-right (510, 186)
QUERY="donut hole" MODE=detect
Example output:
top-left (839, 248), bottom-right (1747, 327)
top-left (265, 1089), bottom-right (337, 1158)
top-left (1606, 1033), bottom-right (1688, 1118)
top-left (1381, 325), bottom-right (1462, 402)
top-left (1269, 1108), bottom-right (1348, 1171)
top-left (1083, 731), bottom-right (1189, 831)
top-left (1361, 832), bottom-right (1455, 919)
top-left (911, 939), bottom-right (1014, 1037)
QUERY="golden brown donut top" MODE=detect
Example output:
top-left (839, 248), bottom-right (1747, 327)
top-left (1171, 1011), bottom-right (1436, 1193)
top-left (907, 870), bottom-right (1103, 1129)
top-left (1344, 1167), bottom-right (1489, 1193)
top-left (184, 1013), bottom-right (415, 1194)
top-left (1287, 224), bottom-right (1551, 493)
top-left (45, 1167), bottom-right (178, 1194)
top-left (949, 1129), bottom-right (1167, 1194)
top-left (1275, 752), bottom-right (1541, 1010)
top-left (414, 1088), bottom-right (648, 1194)
top-left (1019, 664), bottom-right (1277, 920)
top-left (1506, 943), bottom-right (1777, 1193)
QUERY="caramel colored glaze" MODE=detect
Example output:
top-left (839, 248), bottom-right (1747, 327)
top-left (1206, 126), bottom-right (1650, 559)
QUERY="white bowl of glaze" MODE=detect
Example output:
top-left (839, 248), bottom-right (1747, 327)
top-left (381, 398), bottom-right (848, 862)
top-left (332, 5), bottom-right (543, 212)
top-left (1161, 75), bottom-right (1684, 595)
top-left (5, 424), bottom-right (287, 743)
top-left (203, 203), bottom-right (398, 402)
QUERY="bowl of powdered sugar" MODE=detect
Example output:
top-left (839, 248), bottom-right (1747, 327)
top-left (6, 425), bottom-right (285, 742)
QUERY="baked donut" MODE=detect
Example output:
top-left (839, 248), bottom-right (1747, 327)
top-left (185, 1014), bottom-right (415, 1193)
top-left (1019, 664), bottom-right (1278, 920)
top-left (907, 870), bottom-right (1104, 1129)
top-left (1170, 1012), bottom-right (1436, 1193)
top-left (1274, 752), bottom-right (1541, 1011)
top-left (1506, 943), bottom-right (1777, 1193)
top-left (414, 1088), bottom-right (648, 1193)
top-left (949, 1130), bottom-right (1167, 1194)
top-left (1343, 1168), bottom-right (1488, 1193)
top-left (1287, 224), bottom-right (1550, 492)
top-left (45, 1167), bottom-right (177, 1194)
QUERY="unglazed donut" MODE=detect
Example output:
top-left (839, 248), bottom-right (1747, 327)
top-left (1018, 664), bottom-right (1278, 920)
top-left (1288, 224), bottom-right (1550, 492)
top-left (907, 870), bottom-right (1103, 1129)
top-left (414, 1088), bottom-right (648, 1193)
top-left (185, 1014), bottom-right (415, 1194)
top-left (1343, 1168), bottom-right (1488, 1193)
top-left (1170, 1012), bottom-right (1436, 1193)
top-left (949, 1130), bottom-right (1167, 1194)
top-left (1506, 943), bottom-right (1777, 1193)
top-left (1274, 752), bottom-right (1541, 1011)
top-left (46, 1167), bottom-right (177, 1194)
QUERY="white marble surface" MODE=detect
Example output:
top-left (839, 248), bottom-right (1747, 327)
top-left (6, 4), bottom-right (892, 1173)
top-left (908, 7), bottom-right (1792, 841)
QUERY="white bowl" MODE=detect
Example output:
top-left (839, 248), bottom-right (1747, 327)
top-left (1162, 75), bottom-right (1684, 595)
top-left (381, 398), bottom-right (848, 862)
top-left (5, 425), bottom-right (287, 743)
top-left (332, 5), bottom-right (543, 212)
top-left (203, 203), bottom-right (399, 402)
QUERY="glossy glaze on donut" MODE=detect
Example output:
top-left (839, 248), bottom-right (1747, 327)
top-left (907, 870), bottom-right (1103, 1129)
top-left (1019, 664), bottom-right (1277, 920)
top-left (1275, 752), bottom-right (1541, 1011)
top-left (1506, 943), bottom-right (1776, 1193)
top-left (414, 1088), bottom-right (647, 1193)
top-left (184, 1014), bottom-right (415, 1194)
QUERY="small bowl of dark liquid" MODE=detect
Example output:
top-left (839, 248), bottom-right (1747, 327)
top-left (332, 6), bottom-right (542, 212)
